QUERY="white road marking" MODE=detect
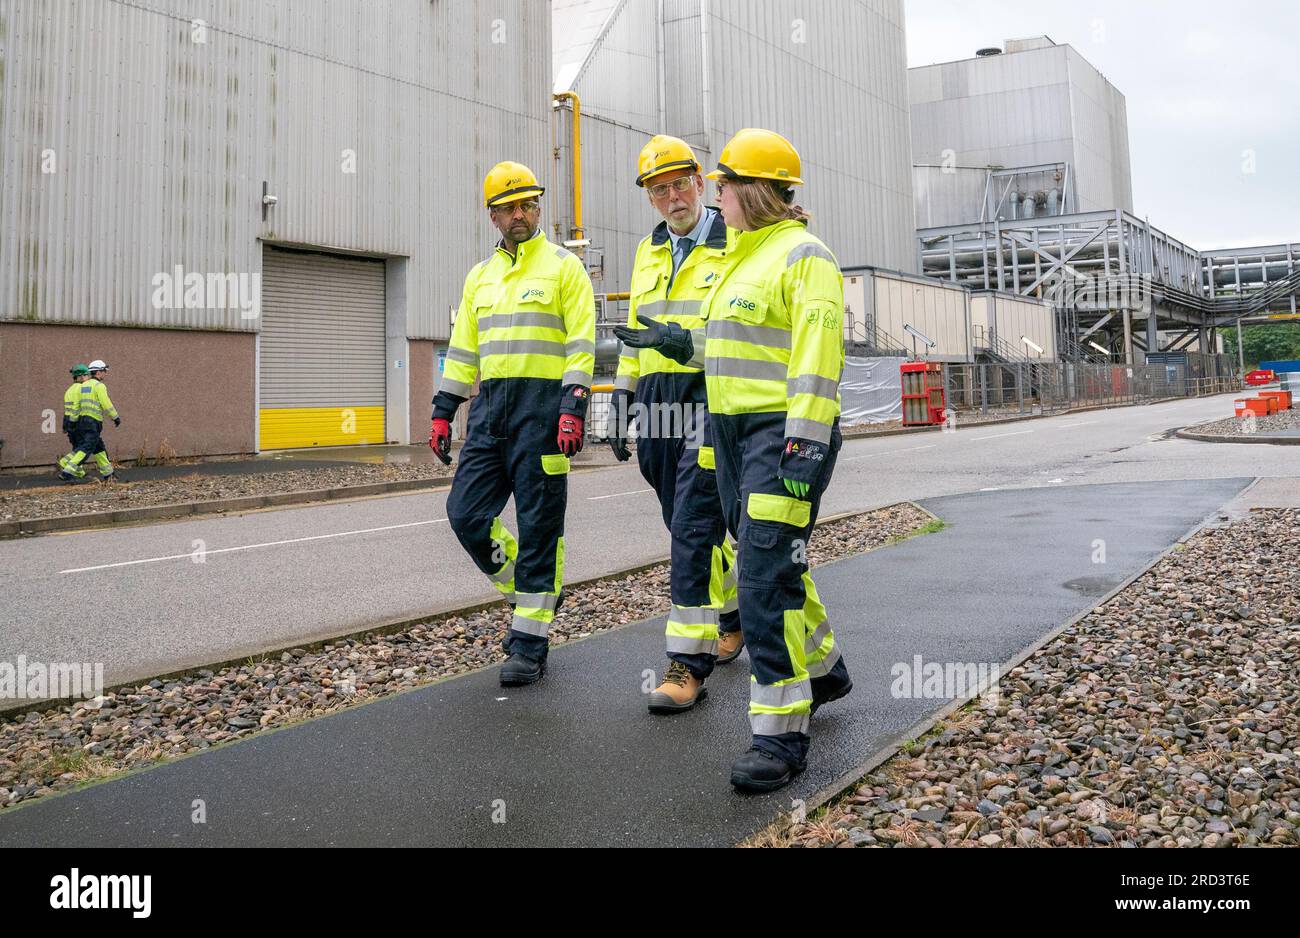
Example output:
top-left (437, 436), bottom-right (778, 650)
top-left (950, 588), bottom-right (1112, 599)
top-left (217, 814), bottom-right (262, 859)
top-left (1054, 420), bottom-right (1100, 428)
top-left (970, 430), bottom-right (1035, 441)
top-left (844, 444), bottom-right (937, 462)
top-left (588, 488), bottom-right (654, 501)
top-left (60, 518), bottom-right (450, 574)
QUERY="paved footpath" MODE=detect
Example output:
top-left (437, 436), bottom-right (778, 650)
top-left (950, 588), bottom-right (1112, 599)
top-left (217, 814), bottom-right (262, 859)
top-left (0, 478), bottom-right (1249, 847)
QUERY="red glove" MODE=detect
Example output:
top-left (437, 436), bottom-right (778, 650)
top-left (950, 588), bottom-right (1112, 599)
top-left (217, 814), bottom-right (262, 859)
top-left (557, 414), bottom-right (584, 457)
top-left (429, 418), bottom-right (452, 465)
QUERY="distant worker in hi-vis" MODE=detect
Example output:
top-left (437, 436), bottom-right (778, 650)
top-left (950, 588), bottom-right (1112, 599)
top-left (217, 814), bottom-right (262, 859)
top-left (625, 129), bottom-right (852, 792)
top-left (430, 162), bottom-right (596, 687)
top-left (610, 135), bottom-right (743, 714)
top-left (58, 359), bottom-right (120, 482)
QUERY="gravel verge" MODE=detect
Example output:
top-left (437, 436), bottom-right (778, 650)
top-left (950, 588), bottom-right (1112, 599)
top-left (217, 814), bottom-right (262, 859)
top-left (0, 502), bottom-right (937, 810)
top-left (758, 508), bottom-right (1300, 848)
top-left (1184, 409), bottom-right (1300, 441)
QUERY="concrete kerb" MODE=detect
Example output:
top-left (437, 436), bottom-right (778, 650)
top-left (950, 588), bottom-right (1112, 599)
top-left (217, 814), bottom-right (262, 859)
top-left (0, 502), bottom-right (931, 722)
top-left (745, 479), bottom-right (1259, 843)
top-left (1177, 428), bottom-right (1300, 445)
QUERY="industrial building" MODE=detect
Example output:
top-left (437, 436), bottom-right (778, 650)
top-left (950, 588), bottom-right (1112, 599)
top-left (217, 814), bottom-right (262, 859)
top-left (1, 0), bottom-right (553, 467)
top-left (911, 38), bottom-right (1299, 372)
top-left (4, 9), bottom-right (1298, 468)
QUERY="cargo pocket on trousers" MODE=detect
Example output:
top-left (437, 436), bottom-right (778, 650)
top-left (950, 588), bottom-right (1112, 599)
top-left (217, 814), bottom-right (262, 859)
top-left (541, 453), bottom-right (570, 496)
top-left (739, 519), bottom-right (802, 588)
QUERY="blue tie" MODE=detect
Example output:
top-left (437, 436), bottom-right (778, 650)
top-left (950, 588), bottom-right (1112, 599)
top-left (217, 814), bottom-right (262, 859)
top-left (670, 236), bottom-right (694, 289)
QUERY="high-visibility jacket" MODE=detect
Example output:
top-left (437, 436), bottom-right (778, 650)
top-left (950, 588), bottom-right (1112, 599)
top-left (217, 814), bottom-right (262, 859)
top-left (63, 383), bottom-right (84, 420)
top-left (700, 219), bottom-right (844, 446)
top-left (435, 229), bottom-right (595, 418)
top-left (615, 210), bottom-right (731, 394)
top-left (76, 378), bottom-right (119, 424)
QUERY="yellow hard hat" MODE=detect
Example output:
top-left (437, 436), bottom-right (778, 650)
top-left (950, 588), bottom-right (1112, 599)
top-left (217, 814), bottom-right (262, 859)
top-left (635, 135), bottom-right (701, 187)
top-left (706, 128), bottom-right (802, 185)
top-left (483, 161), bottom-right (545, 207)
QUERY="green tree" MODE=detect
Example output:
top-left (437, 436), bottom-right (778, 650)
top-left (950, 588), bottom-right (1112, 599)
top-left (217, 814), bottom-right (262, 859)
top-left (1222, 323), bottom-right (1300, 371)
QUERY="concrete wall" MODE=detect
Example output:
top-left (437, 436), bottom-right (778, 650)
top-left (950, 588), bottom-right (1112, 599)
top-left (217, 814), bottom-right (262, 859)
top-left (1, 323), bottom-right (254, 468)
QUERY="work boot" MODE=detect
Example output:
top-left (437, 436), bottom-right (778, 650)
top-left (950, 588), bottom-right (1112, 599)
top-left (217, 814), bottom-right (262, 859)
top-left (647, 661), bottom-right (707, 714)
top-left (98, 472), bottom-right (118, 483)
top-left (57, 471), bottom-right (78, 483)
top-left (810, 658), bottom-right (853, 715)
top-left (716, 629), bottom-right (745, 665)
top-left (499, 653), bottom-right (545, 687)
top-left (730, 746), bottom-right (804, 794)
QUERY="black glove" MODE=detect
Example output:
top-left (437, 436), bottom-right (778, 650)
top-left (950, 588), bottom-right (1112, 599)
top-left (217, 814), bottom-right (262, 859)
top-left (607, 390), bottom-right (633, 462)
top-left (612, 313), bottom-right (694, 366)
top-left (778, 437), bottom-right (829, 500)
top-left (113, 417), bottom-right (121, 428)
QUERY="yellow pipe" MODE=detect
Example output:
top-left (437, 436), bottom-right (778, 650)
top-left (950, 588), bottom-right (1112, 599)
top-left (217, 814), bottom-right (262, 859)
top-left (591, 384), bottom-right (616, 393)
top-left (603, 292), bottom-right (630, 301)
top-left (553, 92), bottom-right (583, 240)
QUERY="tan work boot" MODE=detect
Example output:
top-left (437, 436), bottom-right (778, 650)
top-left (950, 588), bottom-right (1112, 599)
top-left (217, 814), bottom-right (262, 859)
top-left (716, 630), bottom-right (745, 664)
top-left (647, 661), bottom-right (708, 714)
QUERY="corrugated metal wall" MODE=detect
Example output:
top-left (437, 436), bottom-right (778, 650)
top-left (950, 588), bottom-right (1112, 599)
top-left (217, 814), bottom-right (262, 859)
top-left (0, 0), bottom-right (551, 340)
top-left (555, 0), bottom-right (917, 291)
top-left (971, 292), bottom-right (1056, 361)
top-left (872, 270), bottom-right (970, 362)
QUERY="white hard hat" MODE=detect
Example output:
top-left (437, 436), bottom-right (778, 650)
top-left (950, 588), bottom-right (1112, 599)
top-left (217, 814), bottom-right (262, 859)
top-left (88, 359), bottom-right (109, 371)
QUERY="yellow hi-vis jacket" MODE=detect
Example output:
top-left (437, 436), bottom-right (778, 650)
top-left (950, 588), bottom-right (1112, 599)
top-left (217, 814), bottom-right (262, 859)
top-left (614, 209), bottom-right (731, 394)
top-left (63, 383), bottom-right (84, 420)
top-left (700, 219), bottom-right (844, 445)
top-left (76, 378), bottom-right (119, 424)
top-left (437, 230), bottom-right (595, 414)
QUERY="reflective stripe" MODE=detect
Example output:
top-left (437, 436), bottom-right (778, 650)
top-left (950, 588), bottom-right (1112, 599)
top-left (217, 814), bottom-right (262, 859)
top-left (446, 346), bottom-right (479, 365)
top-left (510, 614), bottom-right (551, 638)
top-left (785, 418), bottom-right (833, 445)
top-left (667, 606), bottom-right (718, 627)
top-left (705, 357), bottom-right (787, 383)
top-left (805, 645), bottom-right (842, 679)
top-left (750, 678), bottom-right (812, 709)
top-left (636, 298), bottom-right (703, 320)
top-left (707, 319), bottom-right (792, 350)
top-left (804, 619), bottom-right (831, 655)
top-left (786, 242), bottom-right (837, 268)
top-left (514, 591), bottom-right (560, 612)
top-left (722, 594), bottom-right (738, 615)
top-left (438, 378), bottom-right (474, 397)
top-left (788, 374), bottom-right (839, 401)
top-left (751, 711), bottom-right (810, 736)
top-left (479, 312), bottom-right (564, 332)
top-left (686, 326), bottom-right (706, 369)
top-left (666, 635), bottom-right (719, 656)
top-left (565, 338), bottom-right (596, 357)
top-left (614, 374), bottom-right (637, 392)
top-left (480, 339), bottom-right (565, 358)
top-left (562, 370), bottom-right (591, 387)
top-left (489, 559), bottom-right (516, 586)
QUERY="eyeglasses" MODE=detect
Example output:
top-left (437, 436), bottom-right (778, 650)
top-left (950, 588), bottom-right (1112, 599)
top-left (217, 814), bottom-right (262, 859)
top-left (491, 199), bottom-right (540, 216)
top-left (647, 177), bottom-right (695, 200)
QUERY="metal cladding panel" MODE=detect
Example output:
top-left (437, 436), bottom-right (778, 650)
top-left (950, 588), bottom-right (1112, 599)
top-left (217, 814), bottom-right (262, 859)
top-left (1064, 47), bottom-right (1133, 214)
top-left (702, 0), bottom-right (915, 272)
top-left (259, 247), bottom-right (386, 408)
top-left (913, 166), bottom-right (990, 229)
top-left (1, 0), bottom-right (551, 340)
top-left (661, 0), bottom-right (706, 147)
top-left (984, 292), bottom-right (1056, 361)
top-left (561, 0), bottom-right (659, 130)
top-left (872, 270), bottom-right (969, 361)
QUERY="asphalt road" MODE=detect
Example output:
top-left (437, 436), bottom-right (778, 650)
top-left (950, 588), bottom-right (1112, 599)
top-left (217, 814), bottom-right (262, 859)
top-left (0, 478), bottom-right (1249, 847)
top-left (0, 392), bottom-right (1286, 690)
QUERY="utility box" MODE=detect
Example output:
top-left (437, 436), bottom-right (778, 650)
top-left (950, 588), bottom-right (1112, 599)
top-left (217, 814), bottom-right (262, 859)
top-left (901, 362), bottom-right (946, 426)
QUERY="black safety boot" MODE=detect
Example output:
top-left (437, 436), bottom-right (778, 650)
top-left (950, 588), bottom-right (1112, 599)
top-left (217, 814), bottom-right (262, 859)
top-left (730, 747), bottom-right (805, 794)
top-left (500, 653), bottom-right (545, 687)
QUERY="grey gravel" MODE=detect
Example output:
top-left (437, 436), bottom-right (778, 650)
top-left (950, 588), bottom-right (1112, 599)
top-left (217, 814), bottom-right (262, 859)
top-left (0, 502), bottom-right (935, 809)
top-left (1188, 407), bottom-right (1300, 440)
top-left (770, 508), bottom-right (1300, 848)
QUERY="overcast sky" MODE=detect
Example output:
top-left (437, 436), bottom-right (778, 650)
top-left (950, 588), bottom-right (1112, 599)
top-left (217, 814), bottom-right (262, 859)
top-left (903, 0), bottom-right (1300, 250)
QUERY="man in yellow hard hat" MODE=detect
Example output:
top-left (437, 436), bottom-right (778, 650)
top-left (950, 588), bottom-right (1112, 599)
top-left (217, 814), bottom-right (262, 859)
top-left (431, 161), bottom-right (596, 687)
top-left (624, 128), bottom-right (852, 792)
top-left (610, 135), bottom-right (742, 714)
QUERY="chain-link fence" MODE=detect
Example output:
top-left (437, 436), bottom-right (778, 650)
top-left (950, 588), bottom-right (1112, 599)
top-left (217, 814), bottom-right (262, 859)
top-left (944, 361), bottom-right (1240, 417)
